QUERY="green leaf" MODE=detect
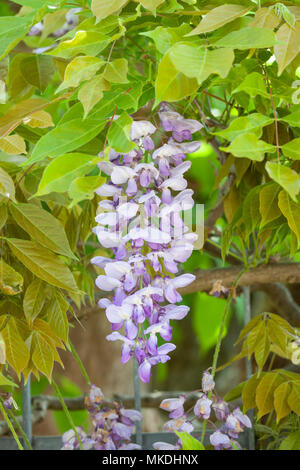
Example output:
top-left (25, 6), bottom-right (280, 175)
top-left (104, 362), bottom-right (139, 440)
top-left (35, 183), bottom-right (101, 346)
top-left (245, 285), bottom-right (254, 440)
top-left (0, 372), bottom-right (17, 387)
top-left (0, 15), bottom-right (33, 61)
top-left (274, 382), bottom-right (291, 423)
top-left (2, 317), bottom-right (30, 378)
top-left (280, 111), bottom-right (300, 128)
top-left (107, 112), bottom-right (136, 153)
top-left (214, 27), bottom-right (277, 50)
top-left (0, 135), bottom-right (27, 155)
top-left (266, 162), bottom-right (300, 201)
top-left (56, 56), bottom-right (104, 93)
top-left (275, 23), bottom-right (300, 76)
top-left (259, 183), bottom-right (281, 228)
top-left (168, 43), bottom-right (234, 86)
top-left (91, 0), bottom-right (128, 22)
top-left (254, 329), bottom-right (270, 372)
top-left (242, 186), bottom-right (261, 237)
top-left (187, 4), bottom-right (250, 35)
top-left (139, 0), bottom-right (165, 11)
top-left (255, 372), bottom-right (283, 419)
top-left (0, 259), bottom-right (23, 296)
top-left (48, 290), bottom-right (69, 344)
top-left (0, 97), bottom-right (48, 138)
top-left (69, 175), bottom-right (106, 206)
top-left (155, 51), bottom-right (198, 103)
top-left (23, 279), bottom-right (45, 325)
top-left (48, 31), bottom-right (109, 59)
top-left (249, 7), bottom-right (281, 30)
top-left (78, 76), bottom-right (105, 118)
top-left (278, 190), bottom-right (300, 242)
top-left (10, 203), bottom-right (76, 259)
top-left (141, 24), bottom-right (192, 55)
top-left (0, 205), bottom-right (7, 230)
top-left (279, 431), bottom-right (300, 450)
top-left (287, 382), bottom-right (300, 415)
top-left (0, 166), bottom-right (15, 202)
top-left (224, 381), bottom-right (246, 402)
top-left (6, 238), bottom-right (78, 293)
top-left (103, 58), bottom-right (128, 84)
top-left (36, 153), bottom-right (95, 196)
top-left (26, 120), bottom-right (105, 164)
top-left (20, 55), bottom-right (54, 92)
top-left (233, 72), bottom-right (269, 99)
top-left (215, 113), bottom-right (273, 142)
top-left (242, 373), bottom-right (264, 413)
top-left (174, 431), bottom-right (205, 450)
top-left (32, 332), bottom-right (54, 381)
top-left (221, 133), bottom-right (276, 161)
top-left (282, 139), bottom-right (300, 160)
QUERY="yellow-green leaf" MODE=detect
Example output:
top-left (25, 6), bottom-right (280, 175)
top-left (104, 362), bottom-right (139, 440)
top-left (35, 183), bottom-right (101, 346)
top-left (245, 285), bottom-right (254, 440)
top-left (287, 381), bottom-right (300, 415)
top-left (91, 0), bottom-right (128, 22)
top-left (2, 317), bottom-right (30, 378)
top-left (249, 7), bottom-right (281, 30)
top-left (0, 259), bottom-right (23, 296)
top-left (23, 279), bottom-right (45, 325)
top-left (78, 76), bottom-right (104, 118)
top-left (6, 238), bottom-right (78, 293)
top-left (274, 382), bottom-right (291, 422)
top-left (0, 166), bottom-right (15, 202)
top-left (259, 183), bottom-right (281, 228)
top-left (23, 110), bottom-right (54, 128)
top-left (242, 373), bottom-right (265, 413)
top-left (168, 43), bottom-right (234, 86)
top-left (278, 190), bottom-right (300, 241)
top-left (255, 372), bottom-right (284, 419)
top-left (221, 133), bottom-right (276, 161)
top-left (56, 56), bottom-right (104, 93)
top-left (266, 162), bottom-right (300, 201)
top-left (48, 290), bottom-right (69, 344)
top-left (282, 138), bottom-right (300, 160)
top-left (32, 332), bottom-right (54, 381)
top-left (275, 22), bottom-right (300, 76)
top-left (187, 4), bottom-right (250, 35)
top-left (0, 134), bottom-right (26, 155)
top-left (10, 203), bottom-right (76, 260)
top-left (103, 58), bottom-right (128, 84)
top-left (155, 51), bottom-right (198, 103)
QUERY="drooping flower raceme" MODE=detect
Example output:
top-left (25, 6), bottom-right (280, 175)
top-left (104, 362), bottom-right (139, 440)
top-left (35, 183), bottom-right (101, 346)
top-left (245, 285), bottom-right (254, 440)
top-left (92, 104), bottom-right (202, 383)
top-left (153, 370), bottom-right (252, 451)
top-left (62, 385), bottom-right (142, 450)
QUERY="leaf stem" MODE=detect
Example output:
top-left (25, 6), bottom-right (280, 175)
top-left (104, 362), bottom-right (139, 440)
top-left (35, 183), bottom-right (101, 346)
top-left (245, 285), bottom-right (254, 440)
top-left (52, 380), bottom-right (84, 450)
top-left (0, 400), bottom-right (24, 450)
top-left (200, 267), bottom-right (246, 444)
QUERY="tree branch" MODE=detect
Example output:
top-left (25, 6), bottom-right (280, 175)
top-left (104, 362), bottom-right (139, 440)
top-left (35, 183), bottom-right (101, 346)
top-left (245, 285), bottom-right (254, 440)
top-left (179, 263), bottom-right (300, 296)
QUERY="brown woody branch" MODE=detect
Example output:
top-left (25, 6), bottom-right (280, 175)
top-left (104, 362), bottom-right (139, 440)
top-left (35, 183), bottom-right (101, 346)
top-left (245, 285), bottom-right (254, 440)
top-left (179, 263), bottom-right (300, 296)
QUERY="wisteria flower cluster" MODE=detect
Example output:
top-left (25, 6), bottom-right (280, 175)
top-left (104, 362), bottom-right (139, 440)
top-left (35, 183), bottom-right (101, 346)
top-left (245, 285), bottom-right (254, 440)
top-left (62, 385), bottom-right (142, 450)
top-left (92, 103), bottom-right (202, 383)
top-left (153, 370), bottom-right (252, 451)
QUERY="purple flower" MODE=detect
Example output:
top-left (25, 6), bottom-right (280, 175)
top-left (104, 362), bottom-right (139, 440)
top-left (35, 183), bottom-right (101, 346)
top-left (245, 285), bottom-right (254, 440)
top-left (160, 396), bottom-right (185, 419)
top-left (93, 104), bottom-right (199, 382)
top-left (210, 431), bottom-right (232, 450)
top-left (213, 399), bottom-right (230, 422)
top-left (194, 395), bottom-right (213, 420)
top-left (202, 370), bottom-right (215, 392)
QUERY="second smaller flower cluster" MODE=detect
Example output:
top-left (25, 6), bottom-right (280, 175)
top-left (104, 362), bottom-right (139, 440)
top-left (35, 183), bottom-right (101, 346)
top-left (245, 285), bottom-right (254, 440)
top-left (62, 385), bottom-right (142, 450)
top-left (154, 371), bottom-right (252, 450)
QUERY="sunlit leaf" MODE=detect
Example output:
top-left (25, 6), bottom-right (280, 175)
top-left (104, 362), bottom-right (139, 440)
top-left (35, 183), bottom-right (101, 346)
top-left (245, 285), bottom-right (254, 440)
top-left (6, 238), bottom-right (78, 293)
